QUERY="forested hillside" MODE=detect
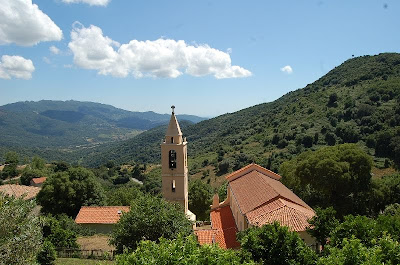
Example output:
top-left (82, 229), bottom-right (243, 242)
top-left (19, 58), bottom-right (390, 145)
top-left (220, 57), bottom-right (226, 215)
top-left (90, 53), bottom-right (400, 183)
top-left (0, 100), bottom-right (205, 162)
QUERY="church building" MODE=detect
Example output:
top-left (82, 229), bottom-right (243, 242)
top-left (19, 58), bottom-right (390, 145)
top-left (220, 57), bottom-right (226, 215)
top-left (195, 163), bottom-right (316, 249)
top-left (161, 106), bottom-right (196, 222)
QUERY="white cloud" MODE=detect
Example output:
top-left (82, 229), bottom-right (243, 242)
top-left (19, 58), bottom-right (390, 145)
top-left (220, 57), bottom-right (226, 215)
top-left (49, 45), bottom-right (60, 55)
top-left (0, 55), bottom-right (35, 80)
top-left (43, 57), bottom-right (51, 64)
top-left (0, 0), bottom-right (63, 46)
top-left (280, 65), bottom-right (293, 74)
top-left (68, 23), bottom-right (251, 79)
top-left (61, 0), bottom-right (111, 6)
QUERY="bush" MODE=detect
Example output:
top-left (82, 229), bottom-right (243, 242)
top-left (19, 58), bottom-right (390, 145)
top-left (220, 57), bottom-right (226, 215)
top-left (37, 241), bottom-right (56, 265)
top-left (238, 222), bottom-right (317, 265)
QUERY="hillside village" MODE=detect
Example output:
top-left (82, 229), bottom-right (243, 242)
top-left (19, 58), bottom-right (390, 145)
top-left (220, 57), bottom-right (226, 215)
top-left (1, 54), bottom-right (400, 264)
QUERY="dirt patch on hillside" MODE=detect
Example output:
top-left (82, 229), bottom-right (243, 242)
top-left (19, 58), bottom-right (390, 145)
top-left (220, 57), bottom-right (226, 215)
top-left (77, 235), bottom-right (115, 251)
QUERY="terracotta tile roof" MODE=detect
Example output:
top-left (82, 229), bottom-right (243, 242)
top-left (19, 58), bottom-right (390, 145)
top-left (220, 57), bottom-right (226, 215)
top-left (31, 177), bottom-right (46, 184)
top-left (210, 205), bottom-right (240, 249)
top-left (246, 198), bottom-right (315, 232)
top-left (225, 163), bottom-right (281, 182)
top-left (75, 206), bottom-right (130, 224)
top-left (229, 170), bottom-right (312, 215)
top-left (195, 229), bottom-right (215, 245)
top-left (0, 184), bottom-right (40, 200)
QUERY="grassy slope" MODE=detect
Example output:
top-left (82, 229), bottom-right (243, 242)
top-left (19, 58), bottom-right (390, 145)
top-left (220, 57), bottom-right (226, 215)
top-left (87, 53), bottom-right (400, 187)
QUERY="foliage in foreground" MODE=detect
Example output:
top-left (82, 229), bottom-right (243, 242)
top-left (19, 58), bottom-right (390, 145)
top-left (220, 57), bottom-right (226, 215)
top-left (238, 222), bottom-right (317, 265)
top-left (110, 195), bottom-right (193, 253)
top-left (116, 235), bottom-right (255, 265)
top-left (37, 240), bottom-right (57, 265)
top-left (0, 195), bottom-right (43, 265)
top-left (306, 207), bottom-right (339, 251)
top-left (317, 236), bottom-right (400, 265)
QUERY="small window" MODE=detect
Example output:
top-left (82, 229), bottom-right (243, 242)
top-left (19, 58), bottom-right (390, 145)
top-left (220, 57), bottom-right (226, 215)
top-left (172, 179), bottom-right (176, 192)
top-left (171, 137), bottom-right (174, 143)
top-left (169, 150), bottom-right (177, 168)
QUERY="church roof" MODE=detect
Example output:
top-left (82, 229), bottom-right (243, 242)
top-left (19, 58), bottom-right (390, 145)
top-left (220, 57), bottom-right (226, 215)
top-left (227, 163), bottom-right (315, 232)
top-left (246, 198), bottom-right (315, 232)
top-left (195, 205), bottom-right (240, 249)
top-left (75, 206), bottom-right (130, 224)
top-left (165, 113), bottom-right (182, 136)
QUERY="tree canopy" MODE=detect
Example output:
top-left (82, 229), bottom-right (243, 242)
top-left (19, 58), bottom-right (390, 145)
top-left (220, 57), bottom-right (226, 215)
top-left (37, 166), bottom-right (106, 217)
top-left (189, 179), bottom-right (212, 220)
top-left (110, 195), bottom-right (193, 253)
top-left (280, 144), bottom-right (372, 217)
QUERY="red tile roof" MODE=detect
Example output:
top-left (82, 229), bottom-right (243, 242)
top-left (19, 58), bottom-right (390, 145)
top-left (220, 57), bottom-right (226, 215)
top-left (227, 163), bottom-right (315, 233)
top-left (31, 177), bottom-right (46, 184)
top-left (195, 229), bottom-right (215, 245)
top-left (225, 163), bottom-right (281, 182)
top-left (210, 205), bottom-right (240, 249)
top-left (75, 206), bottom-right (130, 224)
top-left (0, 184), bottom-right (40, 200)
top-left (229, 170), bottom-right (312, 215)
top-left (246, 198), bottom-right (315, 232)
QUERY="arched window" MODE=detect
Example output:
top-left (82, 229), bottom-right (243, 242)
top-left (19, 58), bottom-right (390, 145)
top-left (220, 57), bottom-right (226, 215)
top-left (169, 150), bottom-right (177, 169)
top-left (171, 137), bottom-right (174, 143)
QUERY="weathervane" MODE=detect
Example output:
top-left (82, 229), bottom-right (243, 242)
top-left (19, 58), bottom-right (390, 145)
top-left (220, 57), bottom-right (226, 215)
top-left (171, 105), bottom-right (175, 114)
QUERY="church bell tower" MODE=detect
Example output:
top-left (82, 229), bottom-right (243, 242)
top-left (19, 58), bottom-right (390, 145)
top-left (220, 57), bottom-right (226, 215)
top-left (161, 106), bottom-right (189, 213)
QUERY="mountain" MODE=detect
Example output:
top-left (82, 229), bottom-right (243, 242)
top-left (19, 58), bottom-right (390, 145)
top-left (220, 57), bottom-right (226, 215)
top-left (0, 100), bottom-right (206, 161)
top-left (87, 53), bottom-right (400, 185)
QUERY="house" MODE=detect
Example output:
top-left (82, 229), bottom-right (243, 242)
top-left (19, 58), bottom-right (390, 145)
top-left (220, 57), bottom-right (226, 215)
top-left (195, 163), bottom-right (316, 249)
top-left (0, 184), bottom-right (41, 200)
top-left (30, 177), bottom-right (47, 187)
top-left (75, 206), bottom-right (130, 234)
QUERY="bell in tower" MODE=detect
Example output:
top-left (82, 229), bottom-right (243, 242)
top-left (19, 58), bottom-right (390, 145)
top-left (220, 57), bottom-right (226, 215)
top-left (161, 106), bottom-right (196, 222)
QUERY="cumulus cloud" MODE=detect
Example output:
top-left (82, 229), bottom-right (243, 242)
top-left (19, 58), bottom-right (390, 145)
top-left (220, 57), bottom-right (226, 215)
top-left (0, 0), bottom-right (62, 46)
top-left (0, 55), bottom-right (35, 80)
top-left (68, 23), bottom-right (251, 79)
top-left (61, 0), bottom-right (111, 6)
top-left (280, 65), bottom-right (293, 74)
top-left (49, 46), bottom-right (60, 55)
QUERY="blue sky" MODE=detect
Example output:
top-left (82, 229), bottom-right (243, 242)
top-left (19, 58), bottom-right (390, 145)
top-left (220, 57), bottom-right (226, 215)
top-left (0, 0), bottom-right (399, 117)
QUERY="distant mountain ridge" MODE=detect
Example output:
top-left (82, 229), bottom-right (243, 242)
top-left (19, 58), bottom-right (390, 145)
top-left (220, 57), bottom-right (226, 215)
top-left (0, 100), bottom-right (206, 159)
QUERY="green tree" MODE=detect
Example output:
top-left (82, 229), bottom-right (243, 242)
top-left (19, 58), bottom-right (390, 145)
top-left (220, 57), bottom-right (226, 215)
top-left (110, 195), bottom-right (193, 253)
top-left (0, 195), bottom-right (43, 264)
top-left (306, 207), bottom-right (339, 252)
top-left (238, 222), bottom-right (317, 265)
top-left (42, 215), bottom-right (79, 248)
top-left (106, 186), bottom-right (143, 206)
top-left (189, 179), bottom-right (212, 220)
top-left (330, 215), bottom-right (377, 248)
top-left (37, 240), bottom-right (57, 265)
top-left (318, 236), bottom-right (400, 265)
top-left (280, 144), bottom-right (372, 217)
top-left (37, 167), bottom-right (106, 217)
top-left (2, 151), bottom-right (19, 179)
top-left (116, 235), bottom-right (255, 265)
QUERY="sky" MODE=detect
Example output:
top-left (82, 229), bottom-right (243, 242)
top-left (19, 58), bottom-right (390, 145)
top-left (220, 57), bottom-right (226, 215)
top-left (0, 0), bottom-right (399, 117)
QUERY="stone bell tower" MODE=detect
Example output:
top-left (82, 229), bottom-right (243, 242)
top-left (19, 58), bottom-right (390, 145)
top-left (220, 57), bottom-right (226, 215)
top-left (161, 106), bottom-right (195, 221)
